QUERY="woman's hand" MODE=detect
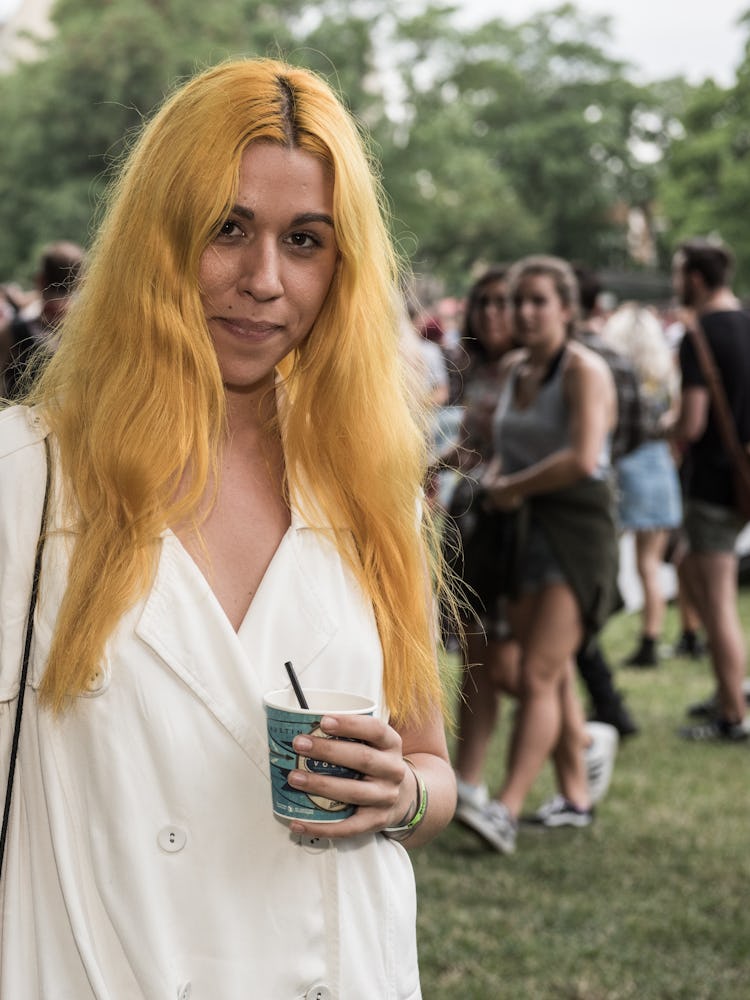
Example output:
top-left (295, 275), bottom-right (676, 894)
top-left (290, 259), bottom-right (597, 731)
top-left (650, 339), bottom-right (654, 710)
top-left (287, 714), bottom-right (417, 840)
top-left (481, 470), bottom-right (523, 511)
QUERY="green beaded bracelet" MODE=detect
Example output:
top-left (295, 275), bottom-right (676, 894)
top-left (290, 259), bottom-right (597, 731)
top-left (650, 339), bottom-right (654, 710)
top-left (382, 757), bottom-right (428, 840)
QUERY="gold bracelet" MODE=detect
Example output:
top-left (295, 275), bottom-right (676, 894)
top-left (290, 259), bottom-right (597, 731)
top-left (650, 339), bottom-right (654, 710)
top-left (382, 757), bottom-right (428, 840)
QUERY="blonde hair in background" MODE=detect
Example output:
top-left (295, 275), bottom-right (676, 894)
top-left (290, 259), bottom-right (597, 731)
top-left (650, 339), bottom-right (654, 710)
top-left (600, 301), bottom-right (676, 399)
top-left (29, 58), bottom-right (453, 723)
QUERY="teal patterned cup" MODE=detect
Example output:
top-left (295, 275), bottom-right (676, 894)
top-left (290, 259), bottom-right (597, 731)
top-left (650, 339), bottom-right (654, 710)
top-left (263, 688), bottom-right (376, 823)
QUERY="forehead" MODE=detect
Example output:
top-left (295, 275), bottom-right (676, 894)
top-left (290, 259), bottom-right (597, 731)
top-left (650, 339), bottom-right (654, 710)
top-left (514, 272), bottom-right (559, 296)
top-left (236, 142), bottom-right (333, 206)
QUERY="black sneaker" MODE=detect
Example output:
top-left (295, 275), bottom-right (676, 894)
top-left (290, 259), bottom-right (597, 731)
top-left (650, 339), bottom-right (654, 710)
top-left (686, 693), bottom-right (719, 719)
top-left (669, 632), bottom-right (706, 660)
top-left (686, 680), bottom-right (750, 719)
top-left (590, 693), bottom-right (640, 738)
top-left (528, 796), bottom-right (594, 828)
top-left (623, 641), bottom-right (658, 668)
top-left (679, 717), bottom-right (750, 742)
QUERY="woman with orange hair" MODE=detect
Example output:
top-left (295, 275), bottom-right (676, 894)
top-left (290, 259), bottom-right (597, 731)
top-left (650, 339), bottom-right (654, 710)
top-left (0, 58), bottom-right (455, 998)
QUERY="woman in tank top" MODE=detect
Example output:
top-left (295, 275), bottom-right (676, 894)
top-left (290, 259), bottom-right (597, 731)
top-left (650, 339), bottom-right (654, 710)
top-left (461, 255), bottom-right (618, 853)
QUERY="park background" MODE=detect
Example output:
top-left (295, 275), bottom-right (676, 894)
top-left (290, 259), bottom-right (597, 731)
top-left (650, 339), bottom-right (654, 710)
top-left (1, 3), bottom-right (749, 996)
top-left (2, 0), bottom-right (750, 301)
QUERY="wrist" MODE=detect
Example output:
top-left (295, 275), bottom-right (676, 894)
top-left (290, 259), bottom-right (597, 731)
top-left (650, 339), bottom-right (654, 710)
top-left (382, 757), bottom-right (428, 841)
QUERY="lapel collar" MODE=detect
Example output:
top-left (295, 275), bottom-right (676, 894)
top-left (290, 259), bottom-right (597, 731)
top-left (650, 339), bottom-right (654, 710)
top-left (134, 524), bottom-right (338, 763)
top-left (135, 533), bottom-right (268, 765)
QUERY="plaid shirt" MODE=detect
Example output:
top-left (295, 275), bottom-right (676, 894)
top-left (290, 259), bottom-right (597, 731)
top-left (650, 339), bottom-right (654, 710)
top-left (577, 329), bottom-right (645, 462)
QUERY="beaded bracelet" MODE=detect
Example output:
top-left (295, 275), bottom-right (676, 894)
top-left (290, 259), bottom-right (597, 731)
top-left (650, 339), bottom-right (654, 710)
top-left (382, 757), bottom-right (428, 840)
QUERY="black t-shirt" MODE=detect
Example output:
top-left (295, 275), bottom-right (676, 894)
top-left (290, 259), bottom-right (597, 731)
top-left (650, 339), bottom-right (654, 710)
top-left (679, 309), bottom-right (750, 506)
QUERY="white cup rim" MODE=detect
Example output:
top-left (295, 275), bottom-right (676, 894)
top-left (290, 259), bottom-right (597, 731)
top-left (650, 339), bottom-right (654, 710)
top-left (263, 687), bottom-right (376, 715)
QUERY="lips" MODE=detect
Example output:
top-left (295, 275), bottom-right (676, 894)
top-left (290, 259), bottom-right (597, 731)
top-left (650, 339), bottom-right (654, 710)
top-left (214, 317), bottom-right (282, 338)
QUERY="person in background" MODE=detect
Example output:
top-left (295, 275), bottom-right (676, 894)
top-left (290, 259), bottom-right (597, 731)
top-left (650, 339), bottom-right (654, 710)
top-left (601, 302), bottom-right (683, 667)
top-left (571, 266), bottom-right (640, 736)
top-left (436, 266), bottom-right (520, 828)
top-left (0, 58), bottom-right (457, 997)
top-left (666, 237), bottom-right (750, 742)
top-left (403, 301), bottom-right (450, 505)
top-left (466, 255), bottom-right (619, 852)
top-left (658, 304), bottom-right (708, 661)
top-left (2, 240), bottom-right (85, 400)
top-left (414, 309), bottom-right (450, 409)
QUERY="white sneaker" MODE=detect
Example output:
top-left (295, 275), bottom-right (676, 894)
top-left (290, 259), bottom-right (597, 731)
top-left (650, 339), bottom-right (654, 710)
top-left (453, 776), bottom-right (489, 829)
top-left (531, 794), bottom-right (567, 823)
top-left (585, 721), bottom-right (619, 805)
top-left (465, 800), bottom-right (517, 854)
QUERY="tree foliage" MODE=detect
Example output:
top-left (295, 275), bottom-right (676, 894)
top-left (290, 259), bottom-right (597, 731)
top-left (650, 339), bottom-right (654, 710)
top-left (0, 0), bottom-right (743, 295)
top-left (656, 16), bottom-right (750, 293)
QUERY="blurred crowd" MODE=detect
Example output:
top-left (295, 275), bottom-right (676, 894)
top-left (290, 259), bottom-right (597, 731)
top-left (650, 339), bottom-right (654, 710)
top-left (400, 240), bottom-right (750, 854)
top-left (3, 236), bottom-right (749, 859)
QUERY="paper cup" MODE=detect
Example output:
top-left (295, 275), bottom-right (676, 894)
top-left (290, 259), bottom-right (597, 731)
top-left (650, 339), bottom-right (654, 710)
top-left (263, 688), bottom-right (376, 823)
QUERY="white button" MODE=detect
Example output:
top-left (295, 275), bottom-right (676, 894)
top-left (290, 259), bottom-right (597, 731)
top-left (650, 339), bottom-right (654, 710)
top-left (300, 834), bottom-right (331, 854)
top-left (305, 986), bottom-right (332, 1000)
top-left (158, 826), bottom-right (187, 853)
top-left (81, 661), bottom-right (111, 697)
top-left (177, 984), bottom-right (191, 1000)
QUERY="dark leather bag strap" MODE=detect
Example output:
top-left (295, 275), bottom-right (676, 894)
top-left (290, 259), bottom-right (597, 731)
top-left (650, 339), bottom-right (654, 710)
top-left (0, 435), bottom-right (51, 880)
top-left (687, 320), bottom-right (750, 483)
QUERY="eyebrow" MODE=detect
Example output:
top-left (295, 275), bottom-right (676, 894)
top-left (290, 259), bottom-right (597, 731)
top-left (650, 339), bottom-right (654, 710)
top-left (230, 204), bottom-right (335, 228)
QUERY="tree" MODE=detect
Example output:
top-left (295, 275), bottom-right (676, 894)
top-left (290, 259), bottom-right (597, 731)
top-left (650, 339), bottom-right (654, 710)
top-left (0, 0), bottom-right (710, 293)
top-left (656, 14), bottom-right (750, 293)
top-left (0, 0), bottom-right (304, 280)
top-left (373, 4), bottom-right (670, 290)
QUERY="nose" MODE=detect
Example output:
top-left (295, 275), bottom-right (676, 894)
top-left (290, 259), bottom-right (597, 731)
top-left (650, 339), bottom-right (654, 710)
top-left (516, 298), bottom-right (534, 324)
top-left (239, 237), bottom-right (283, 301)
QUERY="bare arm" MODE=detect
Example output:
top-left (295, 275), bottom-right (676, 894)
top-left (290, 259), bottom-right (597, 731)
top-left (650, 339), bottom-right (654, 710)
top-left (663, 385), bottom-right (709, 446)
top-left (482, 345), bottom-right (615, 509)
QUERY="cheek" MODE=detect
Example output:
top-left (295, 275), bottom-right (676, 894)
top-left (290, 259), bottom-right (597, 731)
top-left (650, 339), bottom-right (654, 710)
top-left (198, 251), bottom-right (230, 301)
top-left (303, 267), bottom-right (337, 317)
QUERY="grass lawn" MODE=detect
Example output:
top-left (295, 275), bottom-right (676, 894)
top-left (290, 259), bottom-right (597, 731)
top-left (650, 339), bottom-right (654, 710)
top-left (414, 590), bottom-right (750, 999)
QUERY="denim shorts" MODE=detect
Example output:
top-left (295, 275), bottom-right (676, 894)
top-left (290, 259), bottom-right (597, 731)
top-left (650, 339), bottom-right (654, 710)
top-left (616, 440), bottom-right (682, 531)
top-left (683, 499), bottom-right (744, 554)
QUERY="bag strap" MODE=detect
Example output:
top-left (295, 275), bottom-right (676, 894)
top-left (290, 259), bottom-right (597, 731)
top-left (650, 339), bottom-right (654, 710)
top-left (0, 435), bottom-right (51, 880)
top-left (687, 320), bottom-right (750, 481)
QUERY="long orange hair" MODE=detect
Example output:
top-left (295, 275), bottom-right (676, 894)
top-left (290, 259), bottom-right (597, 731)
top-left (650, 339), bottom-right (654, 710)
top-left (30, 58), bottom-right (453, 723)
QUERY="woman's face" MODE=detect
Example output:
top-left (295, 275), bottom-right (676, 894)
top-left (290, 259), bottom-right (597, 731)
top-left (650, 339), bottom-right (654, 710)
top-left (198, 142), bottom-right (339, 397)
top-left (511, 272), bottom-right (571, 350)
top-left (471, 278), bottom-right (511, 358)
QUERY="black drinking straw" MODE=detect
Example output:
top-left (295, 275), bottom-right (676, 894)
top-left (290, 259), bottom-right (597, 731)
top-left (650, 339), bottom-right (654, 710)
top-left (284, 660), bottom-right (309, 709)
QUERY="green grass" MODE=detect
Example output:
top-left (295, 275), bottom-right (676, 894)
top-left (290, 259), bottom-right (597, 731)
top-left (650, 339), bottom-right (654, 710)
top-left (415, 591), bottom-right (750, 999)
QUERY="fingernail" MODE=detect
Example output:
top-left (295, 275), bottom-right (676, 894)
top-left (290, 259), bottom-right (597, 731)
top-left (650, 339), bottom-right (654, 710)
top-left (320, 716), bottom-right (338, 732)
top-left (293, 735), bottom-right (313, 752)
top-left (290, 822), bottom-right (305, 834)
top-left (289, 770), bottom-right (307, 787)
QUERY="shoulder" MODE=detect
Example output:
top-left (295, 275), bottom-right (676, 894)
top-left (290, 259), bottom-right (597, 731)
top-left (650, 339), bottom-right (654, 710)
top-left (0, 405), bottom-right (48, 458)
top-left (564, 340), bottom-right (613, 384)
top-left (0, 405), bottom-right (48, 498)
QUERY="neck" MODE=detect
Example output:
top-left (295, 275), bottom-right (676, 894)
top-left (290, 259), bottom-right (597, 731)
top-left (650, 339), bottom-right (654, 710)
top-left (527, 333), bottom-right (566, 368)
top-left (698, 287), bottom-right (740, 315)
top-left (224, 381), bottom-right (278, 439)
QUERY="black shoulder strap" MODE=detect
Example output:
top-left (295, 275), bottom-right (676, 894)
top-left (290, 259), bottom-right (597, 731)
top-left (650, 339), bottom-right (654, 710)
top-left (0, 435), bottom-right (52, 880)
